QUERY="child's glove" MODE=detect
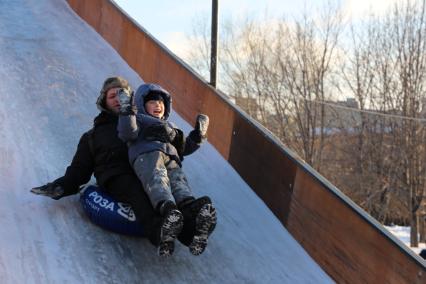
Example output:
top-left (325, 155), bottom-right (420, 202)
top-left (118, 88), bottom-right (136, 115)
top-left (188, 114), bottom-right (209, 143)
top-left (30, 182), bottom-right (65, 200)
top-left (195, 114), bottom-right (209, 137)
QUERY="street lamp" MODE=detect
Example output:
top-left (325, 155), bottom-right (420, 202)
top-left (210, 0), bottom-right (218, 87)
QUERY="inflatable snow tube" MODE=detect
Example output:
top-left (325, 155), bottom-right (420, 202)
top-left (80, 185), bottom-right (145, 237)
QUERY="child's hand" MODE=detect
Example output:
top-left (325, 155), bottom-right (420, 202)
top-left (195, 114), bottom-right (209, 138)
top-left (188, 114), bottom-right (209, 143)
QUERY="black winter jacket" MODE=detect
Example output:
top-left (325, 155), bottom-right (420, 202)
top-left (54, 111), bottom-right (134, 196)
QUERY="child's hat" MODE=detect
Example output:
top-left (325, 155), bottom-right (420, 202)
top-left (144, 91), bottom-right (164, 104)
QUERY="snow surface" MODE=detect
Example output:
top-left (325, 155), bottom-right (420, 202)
top-left (0, 0), bottom-right (333, 283)
top-left (386, 226), bottom-right (426, 255)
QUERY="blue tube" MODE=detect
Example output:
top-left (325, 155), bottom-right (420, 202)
top-left (80, 185), bottom-right (145, 237)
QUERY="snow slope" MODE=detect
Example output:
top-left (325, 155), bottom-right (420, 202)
top-left (0, 0), bottom-right (333, 283)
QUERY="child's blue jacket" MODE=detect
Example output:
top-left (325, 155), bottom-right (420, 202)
top-left (117, 83), bottom-right (199, 165)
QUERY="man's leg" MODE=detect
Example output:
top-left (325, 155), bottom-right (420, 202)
top-left (103, 174), bottom-right (164, 247)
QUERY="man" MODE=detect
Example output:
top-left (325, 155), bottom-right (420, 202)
top-left (31, 77), bottom-right (216, 257)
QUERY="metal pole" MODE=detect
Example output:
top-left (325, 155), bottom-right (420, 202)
top-left (210, 0), bottom-right (218, 87)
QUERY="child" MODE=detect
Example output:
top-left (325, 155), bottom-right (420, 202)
top-left (117, 83), bottom-right (216, 257)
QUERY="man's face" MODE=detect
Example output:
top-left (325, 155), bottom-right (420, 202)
top-left (105, 87), bottom-right (121, 113)
top-left (145, 100), bottom-right (165, 119)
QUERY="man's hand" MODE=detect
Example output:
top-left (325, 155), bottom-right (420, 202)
top-left (118, 88), bottom-right (136, 115)
top-left (30, 183), bottom-right (65, 200)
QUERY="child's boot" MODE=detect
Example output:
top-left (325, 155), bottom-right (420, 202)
top-left (179, 196), bottom-right (217, 255)
top-left (157, 201), bottom-right (184, 257)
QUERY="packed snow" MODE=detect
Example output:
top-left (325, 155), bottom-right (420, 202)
top-left (386, 226), bottom-right (426, 255)
top-left (0, 0), bottom-right (333, 283)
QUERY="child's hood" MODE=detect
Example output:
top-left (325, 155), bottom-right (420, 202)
top-left (134, 83), bottom-right (172, 120)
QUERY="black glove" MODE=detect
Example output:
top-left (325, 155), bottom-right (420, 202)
top-left (188, 114), bottom-right (209, 143)
top-left (144, 123), bottom-right (177, 143)
top-left (118, 88), bottom-right (136, 115)
top-left (30, 182), bottom-right (65, 200)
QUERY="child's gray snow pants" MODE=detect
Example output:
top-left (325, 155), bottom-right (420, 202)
top-left (133, 151), bottom-right (193, 210)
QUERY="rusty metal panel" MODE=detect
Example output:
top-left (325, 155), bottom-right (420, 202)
top-left (135, 36), bottom-right (158, 84)
top-left (80, 0), bottom-right (102, 32)
top-left (201, 90), bottom-right (235, 159)
top-left (66, 0), bottom-right (79, 9)
top-left (99, 2), bottom-right (123, 50)
top-left (228, 114), bottom-right (297, 224)
top-left (65, 0), bottom-right (426, 282)
top-left (290, 168), bottom-right (425, 283)
top-left (118, 21), bottom-right (141, 73)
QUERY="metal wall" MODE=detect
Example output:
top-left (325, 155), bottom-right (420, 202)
top-left (66, 0), bottom-right (426, 282)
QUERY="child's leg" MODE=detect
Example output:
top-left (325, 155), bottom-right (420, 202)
top-left (178, 196), bottom-right (217, 256)
top-left (133, 151), bottom-right (174, 212)
top-left (134, 152), bottom-right (184, 257)
top-left (165, 158), bottom-right (217, 256)
top-left (166, 159), bottom-right (194, 205)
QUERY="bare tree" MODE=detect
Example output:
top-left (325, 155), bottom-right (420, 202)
top-left (189, 5), bottom-right (343, 169)
top-left (276, 5), bottom-right (343, 169)
top-left (342, 0), bottom-right (426, 246)
top-left (392, 0), bottom-right (426, 246)
top-left (186, 15), bottom-right (212, 81)
top-left (185, 0), bottom-right (426, 247)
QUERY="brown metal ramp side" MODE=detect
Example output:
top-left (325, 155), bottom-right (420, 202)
top-left (65, 0), bottom-right (426, 282)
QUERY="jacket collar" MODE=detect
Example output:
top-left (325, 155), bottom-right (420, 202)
top-left (93, 111), bottom-right (118, 127)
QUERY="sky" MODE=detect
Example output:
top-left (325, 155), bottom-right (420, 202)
top-left (114, 0), bottom-right (402, 58)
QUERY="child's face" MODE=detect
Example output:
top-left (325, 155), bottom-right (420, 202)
top-left (145, 100), bottom-right (165, 119)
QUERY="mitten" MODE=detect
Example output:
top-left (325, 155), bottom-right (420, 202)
top-left (144, 123), bottom-right (177, 143)
top-left (188, 114), bottom-right (209, 143)
top-left (118, 88), bottom-right (136, 115)
top-left (30, 182), bottom-right (65, 200)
